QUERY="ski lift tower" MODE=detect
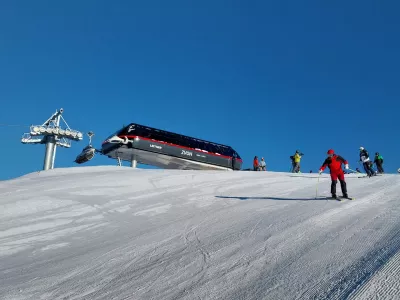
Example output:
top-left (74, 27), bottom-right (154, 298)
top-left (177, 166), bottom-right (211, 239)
top-left (21, 108), bottom-right (83, 170)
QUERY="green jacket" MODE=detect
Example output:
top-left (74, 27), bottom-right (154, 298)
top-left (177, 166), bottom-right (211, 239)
top-left (374, 155), bottom-right (384, 164)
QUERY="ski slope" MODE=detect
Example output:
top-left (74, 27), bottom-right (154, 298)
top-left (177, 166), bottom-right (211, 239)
top-left (1, 166), bottom-right (400, 300)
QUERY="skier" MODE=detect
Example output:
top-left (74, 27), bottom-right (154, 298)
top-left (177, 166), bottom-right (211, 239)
top-left (374, 152), bottom-right (384, 174)
top-left (319, 149), bottom-right (350, 199)
top-left (259, 157), bottom-right (266, 171)
top-left (253, 156), bottom-right (259, 171)
top-left (359, 147), bottom-right (375, 177)
top-left (292, 150), bottom-right (303, 173)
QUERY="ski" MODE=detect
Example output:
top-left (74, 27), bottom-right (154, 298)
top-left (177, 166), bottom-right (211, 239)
top-left (326, 196), bottom-right (341, 201)
top-left (326, 196), bottom-right (355, 201)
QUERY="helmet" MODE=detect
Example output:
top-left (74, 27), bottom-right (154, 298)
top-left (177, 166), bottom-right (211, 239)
top-left (375, 152), bottom-right (379, 155)
top-left (360, 147), bottom-right (364, 151)
top-left (295, 150), bottom-right (299, 153)
top-left (327, 149), bottom-right (334, 155)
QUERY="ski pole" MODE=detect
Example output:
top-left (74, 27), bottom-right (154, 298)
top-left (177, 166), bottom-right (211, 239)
top-left (315, 174), bottom-right (321, 199)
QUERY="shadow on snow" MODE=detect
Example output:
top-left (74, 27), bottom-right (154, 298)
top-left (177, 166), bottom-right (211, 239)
top-left (215, 195), bottom-right (326, 201)
top-left (287, 175), bottom-right (321, 178)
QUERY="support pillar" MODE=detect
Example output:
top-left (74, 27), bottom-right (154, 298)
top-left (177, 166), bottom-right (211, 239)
top-left (130, 155), bottom-right (137, 168)
top-left (51, 144), bottom-right (57, 169)
top-left (43, 136), bottom-right (56, 170)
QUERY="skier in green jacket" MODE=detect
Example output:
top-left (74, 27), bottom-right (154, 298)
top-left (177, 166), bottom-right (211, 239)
top-left (374, 152), bottom-right (384, 174)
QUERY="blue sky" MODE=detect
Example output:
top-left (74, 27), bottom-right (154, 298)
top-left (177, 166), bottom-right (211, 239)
top-left (0, 0), bottom-right (399, 180)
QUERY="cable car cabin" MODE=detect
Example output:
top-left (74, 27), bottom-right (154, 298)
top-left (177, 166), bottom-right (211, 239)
top-left (74, 145), bottom-right (97, 164)
top-left (101, 123), bottom-right (242, 170)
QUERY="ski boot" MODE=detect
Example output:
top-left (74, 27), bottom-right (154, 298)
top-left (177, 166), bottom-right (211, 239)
top-left (341, 193), bottom-right (354, 200)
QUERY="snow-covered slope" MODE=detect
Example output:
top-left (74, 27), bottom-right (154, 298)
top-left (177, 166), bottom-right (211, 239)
top-left (1, 166), bottom-right (400, 300)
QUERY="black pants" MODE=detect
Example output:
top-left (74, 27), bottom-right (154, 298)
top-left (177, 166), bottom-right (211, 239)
top-left (292, 162), bottom-right (300, 173)
top-left (331, 179), bottom-right (347, 196)
top-left (376, 163), bottom-right (384, 173)
top-left (363, 162), bottom-right (375, 176)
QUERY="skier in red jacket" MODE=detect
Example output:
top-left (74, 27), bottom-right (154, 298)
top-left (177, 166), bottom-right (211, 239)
top-left (319, 149), bottom-right (350, 199)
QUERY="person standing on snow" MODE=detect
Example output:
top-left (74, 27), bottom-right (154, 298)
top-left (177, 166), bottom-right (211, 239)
top-left (359, 147), bottom-right (375, 177)
top-left (374, 152), bottom-right (384, 174)
top-left (292, 150), bottom-right (303, 173)
top-left (319, 149), bottom-right (350, 199)
top-left (253, 156), bottom-right (259, 171)
top-left (259, 157), bottom-right (266, 171)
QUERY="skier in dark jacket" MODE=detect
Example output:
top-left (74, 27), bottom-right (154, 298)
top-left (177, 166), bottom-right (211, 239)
top-left (374, 152), bottom-right (384, 174)
top-left (319, 149), bottom-right (350, 199)
top-left (359, 147), bottom-right (376, 177)
top-left (290, 155), bottom-right (295, 172)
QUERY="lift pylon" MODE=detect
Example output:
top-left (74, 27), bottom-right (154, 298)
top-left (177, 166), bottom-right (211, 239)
top-left (21, 108), bottom-right (83, 170)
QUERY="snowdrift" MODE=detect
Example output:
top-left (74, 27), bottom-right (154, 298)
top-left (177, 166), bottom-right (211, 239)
top-left (1, 166), bottom-right (400, 300)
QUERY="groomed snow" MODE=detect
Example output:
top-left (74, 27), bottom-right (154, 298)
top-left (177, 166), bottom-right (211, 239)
top-left (1, 166), bottom-right (399, 299)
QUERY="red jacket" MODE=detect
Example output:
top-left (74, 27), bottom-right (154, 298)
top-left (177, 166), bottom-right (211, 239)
top-left (253, 158), bottom-right (259, 167)
top-left (320, 154), bottom-right (348, 174)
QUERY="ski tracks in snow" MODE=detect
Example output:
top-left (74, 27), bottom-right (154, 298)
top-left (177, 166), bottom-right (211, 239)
top-left (1, 168), bottom-right (400, 300)
top-left (291, 177), bottom-right (400, 300)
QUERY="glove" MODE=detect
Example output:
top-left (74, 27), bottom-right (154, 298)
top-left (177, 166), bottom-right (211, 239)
top-left (318, 169), bottom-right (323, 174)
top-left (345, 164), bottom-right (349, 170)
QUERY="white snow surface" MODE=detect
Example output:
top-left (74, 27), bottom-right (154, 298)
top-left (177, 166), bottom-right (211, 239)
top-left (1, 166), bottom-right (400, 300)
